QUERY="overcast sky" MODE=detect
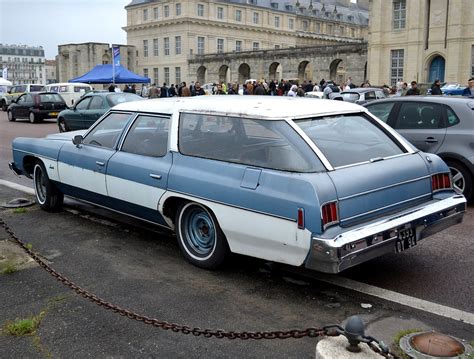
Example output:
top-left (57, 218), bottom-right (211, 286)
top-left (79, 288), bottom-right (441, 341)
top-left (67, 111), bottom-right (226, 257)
top-left (0, 0), bottom-right (130, 59)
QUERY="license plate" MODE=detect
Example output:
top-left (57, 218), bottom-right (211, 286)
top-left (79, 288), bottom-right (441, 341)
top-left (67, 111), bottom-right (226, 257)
top-left (395, 227), bottom-right (417, 253)
top-left (49, 112), bottom-right (59, 117)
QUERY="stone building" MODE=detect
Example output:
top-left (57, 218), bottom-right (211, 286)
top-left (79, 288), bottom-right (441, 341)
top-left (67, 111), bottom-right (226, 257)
top-left (45, 60), bottom-right (57, 84)
top-left (56, 43), bottom-right (136, 83)
top-left (368, 0), bottom-right (474, 86)
top-left (124, 0), bottom-right (369, 84)
top-left (0, 44), bottom-right (46, 85)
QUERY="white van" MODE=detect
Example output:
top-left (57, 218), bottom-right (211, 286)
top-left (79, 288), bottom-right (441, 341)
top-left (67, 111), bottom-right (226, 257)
top-left (45, 82), bottom-right (93, 106)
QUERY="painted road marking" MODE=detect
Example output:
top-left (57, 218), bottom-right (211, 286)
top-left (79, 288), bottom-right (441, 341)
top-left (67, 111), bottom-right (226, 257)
top-left (1, 179), bottom-right (473, 325)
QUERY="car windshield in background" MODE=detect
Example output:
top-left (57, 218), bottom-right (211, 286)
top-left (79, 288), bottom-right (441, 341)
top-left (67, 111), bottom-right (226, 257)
top-left (31, 85), bottom-right (46, 92)
top-left (341, 93), bottom-right (360, 102)
top-left (295, 114), bottom-right (405, 168)
top-left (39, 93), bottom-right (64, 102)
top-left (107, 93), bottom-right (143, 106)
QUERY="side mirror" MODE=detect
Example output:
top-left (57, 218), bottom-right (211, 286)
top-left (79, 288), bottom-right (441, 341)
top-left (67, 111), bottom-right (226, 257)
top-left (72, 135), bottom-right (83, 146)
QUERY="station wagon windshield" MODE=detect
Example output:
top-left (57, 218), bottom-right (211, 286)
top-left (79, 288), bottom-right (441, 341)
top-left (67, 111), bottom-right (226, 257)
top-left (295, 114), bottom-right (405, 168)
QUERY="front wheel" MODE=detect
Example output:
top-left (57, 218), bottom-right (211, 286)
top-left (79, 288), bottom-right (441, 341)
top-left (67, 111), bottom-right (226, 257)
top-left (58, 117), bottom-right (69, 132)
top-left (29, 112), bottom-right (37, 123)
top-left (446, 160), bottom-right (472, 202)
top-left (176, 202), bottom-right (228, 269)
top-left (7, 110), bottom-right (15, 122)
top-left (1, 100), bottom-right (7, 111)
top-left (33, 161), bottom-right (64, 211)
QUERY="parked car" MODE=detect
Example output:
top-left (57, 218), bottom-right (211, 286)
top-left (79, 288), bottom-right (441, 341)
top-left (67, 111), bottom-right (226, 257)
top-left (440, 83), bottom-right (467, 96)
top-left (1, 83), bottom-right (46, 111)
top-left (7, 92), bottom-right (68, 123)
top-left (10, 97), bottom-right (466, 274)
top-left (365, 96), bottom-right (474, 201)
top-left (56, 92), bottom-right (144, 132)
top-left (341, 87), bottom-right (386, 105)
top-left (45, 82), bottom-right (93, 106)
top-left (304, 91), bottom-right (324, 99)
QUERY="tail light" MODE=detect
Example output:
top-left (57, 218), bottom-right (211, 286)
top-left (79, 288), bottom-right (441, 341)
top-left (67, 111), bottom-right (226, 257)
top-left (431, 173), bottom-right (452, 192)
top-left (297, 208), bottom-right (305, 229)
top-left (321, 201), bottom-right (339, 230)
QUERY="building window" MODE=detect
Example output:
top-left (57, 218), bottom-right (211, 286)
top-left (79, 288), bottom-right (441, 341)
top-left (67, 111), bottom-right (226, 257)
top-left (164, 37), bottom-right (170, 56)
top-left (176, 3), bottom-right (181, 16)
top-left (164, 5), bottom-right (169, 17)
top-left (153, 38), bottom-right (158, 56)
top-left (143, 68), bottom-right (148, 78)
top-left (197, 4), bottom-right (204, 16)
top-left (164, 67), bottom-right (170, 84)
top-left (217, 39), bottom-right (224, 54)
top-left (390, 49), bottom-right (404, 86)
top-left (175, 36), bottom-right (181, 55)
top-left (153, 68), bottom-right (159, 84)
top-left (289, 18), bottom-right (294, 30)
top-left (253, 42), bottom-right (260, 51)
top-left (143, 8), bottom-right (148, 21)
top-left (275, 44), bottom-right (281, 49)
top-left (275, 16), bottom-right (280, 28)
top-left (143, 40), bottom-right (148, 57)
top-left (197, 36), bottom-right (205, 55)
top-left (340, 26), bottom-right (345, 36)
top-left (327, 24), bottom-right (333, 35)
top-left (253, 12), bottom-right (259, 24)
top-left (235, 40), bottom-right (242, 52)
top-left (315, 23), bottom-right (321, 33)
top-left (235, 9), bottom-right (242, 22)
top-left (393, 0), bottom-right (406, 30)
top-left (351, 28), bottom-right (356, 37)
top-left (153, 7), bottom-right (158, 19)
top-left (302, 20), bottom-right (308, 31)
top-left (175, 67), bottom-right (181, 84)
top-left (217, 7), bottom-right (223, 19)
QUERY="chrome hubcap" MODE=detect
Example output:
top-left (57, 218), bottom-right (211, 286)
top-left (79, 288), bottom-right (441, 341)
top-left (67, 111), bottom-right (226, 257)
top-left (34, 166), bottom-right (47, 204)
top-left (449, 166), bottom-right (465, 194)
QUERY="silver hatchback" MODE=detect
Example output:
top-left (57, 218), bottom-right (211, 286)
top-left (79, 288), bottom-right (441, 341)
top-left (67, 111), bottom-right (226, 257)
top-left (365, 96), bottom-right (474, 201)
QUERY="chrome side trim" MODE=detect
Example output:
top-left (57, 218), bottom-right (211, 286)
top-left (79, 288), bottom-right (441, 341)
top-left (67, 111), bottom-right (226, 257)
top-left (338, 175), bottom-right (431, 201)
top-left (14, 149), bottom-right (56, 162)
top-left (333, 153), bottom-right (413, 171)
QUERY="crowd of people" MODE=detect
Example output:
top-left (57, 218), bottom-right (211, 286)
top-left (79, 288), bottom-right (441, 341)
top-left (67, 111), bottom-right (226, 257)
top-left (106, 76), bottom-right (474, 100)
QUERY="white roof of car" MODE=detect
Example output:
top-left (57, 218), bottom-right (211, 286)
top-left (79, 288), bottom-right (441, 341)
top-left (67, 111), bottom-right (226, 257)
top-left (112, 96), bottom-right (364, 119)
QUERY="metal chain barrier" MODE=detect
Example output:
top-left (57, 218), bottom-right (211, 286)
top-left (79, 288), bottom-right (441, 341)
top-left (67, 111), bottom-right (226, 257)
top-left (0, 216), bottom-right (398, 357)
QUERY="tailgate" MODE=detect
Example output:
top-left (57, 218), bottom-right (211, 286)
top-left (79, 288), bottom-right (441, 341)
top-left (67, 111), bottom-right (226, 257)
top-left (327, 154), bottom-right (432, 227)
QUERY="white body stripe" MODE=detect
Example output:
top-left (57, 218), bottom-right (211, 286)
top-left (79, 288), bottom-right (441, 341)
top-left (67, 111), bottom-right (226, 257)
top-left (106, 175), bottom-right (165, 209)
top-left (58, 162), bottom-right (107, 196)
top-left (160, 192), bottom-right (312, 266)
top-left (38, 157), bottom-right (60, 182)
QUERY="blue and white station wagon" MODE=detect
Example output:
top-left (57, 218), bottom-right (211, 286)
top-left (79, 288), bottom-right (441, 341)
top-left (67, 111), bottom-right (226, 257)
top-left (10, 97), bottom-right (466, 273)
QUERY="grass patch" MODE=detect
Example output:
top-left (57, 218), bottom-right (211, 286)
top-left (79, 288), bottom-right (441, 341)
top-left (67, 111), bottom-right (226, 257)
top-left (25, 243), bottom-right (33, 250)
top-left (1, 261), bottom-right (18, 274)
top-left (13, 208), bottom-right (27, 214)
top-left (392, 328), bottom-right (422, 359)
top-left (4, 311), bottom-right (46, 336)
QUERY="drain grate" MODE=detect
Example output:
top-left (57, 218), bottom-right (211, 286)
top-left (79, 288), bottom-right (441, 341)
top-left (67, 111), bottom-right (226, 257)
top-left (1, 198), bottom-right (35, 209)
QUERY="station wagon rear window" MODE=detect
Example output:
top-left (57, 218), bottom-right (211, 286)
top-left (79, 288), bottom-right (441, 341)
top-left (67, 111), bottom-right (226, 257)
top-left (295, 114), bottom-right (405, 168)
top-left (179, 113), bottom-right (324, 172)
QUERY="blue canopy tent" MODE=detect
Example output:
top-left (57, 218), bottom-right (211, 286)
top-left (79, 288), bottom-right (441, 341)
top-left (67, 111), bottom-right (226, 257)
top-left (69, 64), bottom-right (150, 84)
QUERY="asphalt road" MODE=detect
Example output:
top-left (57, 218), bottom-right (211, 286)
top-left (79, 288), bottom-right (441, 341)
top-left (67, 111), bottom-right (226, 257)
top-left (0, 110), bottom-right (473, 357)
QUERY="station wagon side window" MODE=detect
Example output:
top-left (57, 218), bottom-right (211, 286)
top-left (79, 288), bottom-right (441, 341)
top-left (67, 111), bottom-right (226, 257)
top-left (395, 103), bottom-right (443, 129)
top-left (179, 113), bottom-right (323, 172)
top-left (83, 112), bottom-right (132, 149)
top-left (75, 97), bottom-right (92, 110)
top-left (366, 102), bottom-right (396, 123)
top-left (121, 115), bottom-right (170, 157)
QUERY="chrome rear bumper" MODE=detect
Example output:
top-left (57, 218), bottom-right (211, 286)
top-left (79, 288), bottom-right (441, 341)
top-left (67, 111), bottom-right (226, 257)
top-left (9, 162), bottom-right (22, 176)
top-left (305, 195), bottom-right (466, 274)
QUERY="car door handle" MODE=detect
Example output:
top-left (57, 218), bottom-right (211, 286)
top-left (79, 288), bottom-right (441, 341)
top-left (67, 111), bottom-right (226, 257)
top-left (425, 137), bottom-right (438, 143)
top-left (150, 174), bottom-right (162, 180)
top-left (96, 161), bottom-right (105, 166)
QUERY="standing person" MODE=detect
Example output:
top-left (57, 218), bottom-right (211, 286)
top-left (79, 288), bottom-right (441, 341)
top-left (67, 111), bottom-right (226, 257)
top-left (287, 85), bottom-right (297, 97)
top-left (130, 84), bottom-right (137, 94)
top-left (254, 81), bottom-right (266, 95)
top-left (189, 81), bottom-right (196, 96)
top-left (169, 84), bottom-right (177, 97)
top-left (398, 82), bottom-right (408, 96)
top-left (148, 83), bottom-right (158, 98)
top-left (108, 84), bottom-right (116, 92)
top-left (296, 86), bottom-right (305, 97)
top-left (323, 83), bottom-right (343, 100)
top-left (430, 79), bottom-right (442, 95)
top-left (461, 78), bottom-right (474, 97)
top-left (406, 81), bottom-right (421, 96)
top-left (181, 85), bottom-right (192, 97)
top-left (160, 83), bottom-right (169, 97)
top-left (193, 81), bottom-right (205, 96)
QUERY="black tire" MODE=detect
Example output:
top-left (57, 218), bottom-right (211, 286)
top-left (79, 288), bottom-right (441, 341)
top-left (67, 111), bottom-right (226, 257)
top-left (33, 161), bottom-right (64, 211)
top-left (445, 160), bottom-right (472, 202)
top-left (175, 202), bottom-right (228, 269)
top-left (29, 112), bottom-right (37, 124)
top-left (1, 100), bottom-right (7, 111)
top-left (58, 117), bottom-right (69, 132)
top-left (7, 110), bottom-right (15, 122)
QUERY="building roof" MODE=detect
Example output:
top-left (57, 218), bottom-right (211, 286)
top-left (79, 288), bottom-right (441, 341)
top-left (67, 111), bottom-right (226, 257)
top-left (113, 96), bottom-right (363, 119)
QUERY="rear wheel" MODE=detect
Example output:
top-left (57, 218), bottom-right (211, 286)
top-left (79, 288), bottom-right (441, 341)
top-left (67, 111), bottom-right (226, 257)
top-left (33, 161), bottom-right (64, 211)
top-left (1, 100), bottom-right (7, 111)
top-left (446, 160), bottom-right (472, 202)
top-left (29, 112), bottom-right (37, 123)
top-left (58, 117), bottom-right (69, 132)
top-left (175, 202), bottom-right (228, 269)
top-left (7, 110), bottom-right (15, 122)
